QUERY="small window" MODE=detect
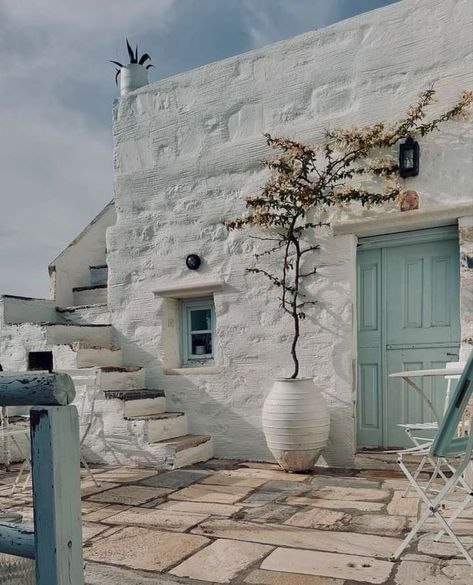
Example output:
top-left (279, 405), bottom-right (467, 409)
top-left (28, 351), bottom-right (53, 372)
top-left (180, 298), bottom-right (215, 366)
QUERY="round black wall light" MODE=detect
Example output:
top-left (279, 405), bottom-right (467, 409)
top-left (186, 254), bottom-right (201, 270)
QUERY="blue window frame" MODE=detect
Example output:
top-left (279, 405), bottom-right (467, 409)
top-left (180, 298), bottom-right (215, 366)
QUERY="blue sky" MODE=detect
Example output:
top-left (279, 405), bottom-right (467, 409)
top-left (0, 0), bottom-right (399, 297)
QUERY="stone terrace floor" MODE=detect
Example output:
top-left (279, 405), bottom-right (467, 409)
top-left (1, 458), bottom-right (472, 584)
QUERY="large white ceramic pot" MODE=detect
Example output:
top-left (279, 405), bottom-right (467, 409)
top-left (262, 378), bottom-right (330, 472)
top-left (120, 63), bottom-right (149, 96)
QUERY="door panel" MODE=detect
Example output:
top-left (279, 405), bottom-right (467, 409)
top-left (357, 249), bottom-right (383, 447)
top-left (385, 349), bottom-right (457, 447)
top-left (357, 228), bottom-right (460, 449)
top-left (386, 241), bottom-right (460, 347)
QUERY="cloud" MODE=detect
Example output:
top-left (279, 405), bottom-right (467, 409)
top-left (240, 0), bottom-right (400, 48)
top-left (0, 0), bottom-right (177, 296)
top-left (0, 0), bottom-right (399, 297)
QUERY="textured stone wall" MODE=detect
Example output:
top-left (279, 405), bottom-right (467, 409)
top-left (459, 216), bottom-right (473, 360)
top-left (109, 0), bottom-right (473, 464)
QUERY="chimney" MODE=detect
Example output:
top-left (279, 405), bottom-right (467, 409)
top-left (120, 64), bottom-right (149, 96)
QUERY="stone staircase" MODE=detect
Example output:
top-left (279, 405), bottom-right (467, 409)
top-left (1, 261), bottom-right (214, 469)
top-left (58, 366), bottom-right (214, 469)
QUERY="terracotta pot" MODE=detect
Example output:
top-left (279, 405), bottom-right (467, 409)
top-left (262, 378), bottom-right (330, 472)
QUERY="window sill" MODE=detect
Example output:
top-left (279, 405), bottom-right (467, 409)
top-left (163, 366), bottom-right (224, 376)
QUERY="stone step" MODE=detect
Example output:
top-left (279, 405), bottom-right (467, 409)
top-left (96, 366), bottom-right (145, 391)
top-left (57, 303), bottom-right (110, 326)
top-left (74, 343), bottom-right (122, 368)
top-left (45, 323), bottom-right (112, 346)
top-left (73, 285), bottom-right (107, 306)
top-left (153, 434), bottom-right (214, 469)
top-left (89, 264), bottom-right (108, 287)
top-left (56, 367), bottom-right (97, 385)
top-left (127, 412), bottom-right (188, 443)
top-left (103, 388), bottom-right (167, 417)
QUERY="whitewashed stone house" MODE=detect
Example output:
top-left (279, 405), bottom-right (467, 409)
top-left (1, 0), bottom-right (472, 468)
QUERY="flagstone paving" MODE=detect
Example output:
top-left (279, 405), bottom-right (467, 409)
top-left (0, 459), bottom-right (471, 584)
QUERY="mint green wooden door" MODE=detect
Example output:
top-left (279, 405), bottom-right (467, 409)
top-left (357, 227), bottom-right (460, 449)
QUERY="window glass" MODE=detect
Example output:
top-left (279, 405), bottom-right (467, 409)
top-left (181, 298), bottom-right (215, 366)
top-left (190, 309), bottom-right (211, 332)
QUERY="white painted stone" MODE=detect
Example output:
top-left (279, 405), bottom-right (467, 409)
top-left (144, 412), bottom-right (188, 443)
top-left (123, 397), bottom-right (166, 418)
top-left (46, 324), bottom-right (112, 347)
top-left (75, 345), bottom-right (122, 369)
top-left (173, 435), bottom-right (214, 468)
top-left (58, 305), bottom-right (111, 326)
top-left (49, 201), bottom-right (115, 307)
top-left (89, 266), bottom-right (108, 287)
top-left (73, 287), bottom-right (107, 306)
top-left (2, 296), bottom-right (59, 325)
top-left (96, 367), bottom-right (145, 391)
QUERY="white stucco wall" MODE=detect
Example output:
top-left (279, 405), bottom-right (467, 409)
top-left (109, 0), bottom-right (473, 465)
top-left (49, 201), bottom-right (116, 307)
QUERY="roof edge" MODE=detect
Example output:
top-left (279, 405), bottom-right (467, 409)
top-left (48, 199), bottom-right (115, 269)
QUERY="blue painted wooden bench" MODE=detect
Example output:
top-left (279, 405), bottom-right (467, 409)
top-left (0, 373), bottom-right (84, 585)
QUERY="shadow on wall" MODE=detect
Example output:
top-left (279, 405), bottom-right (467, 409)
top-left (80, 329), bottom-right (273, 466)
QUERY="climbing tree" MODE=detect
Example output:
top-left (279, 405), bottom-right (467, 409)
top-left (227, 88), bottom-right (473, 378)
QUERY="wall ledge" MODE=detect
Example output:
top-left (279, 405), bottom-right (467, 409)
top-left (332, 203), bottom-right (473, 238)
top-left (154, 279), bottom-right (225, 299)
top-left (163, 366), bottom-right (224, 376)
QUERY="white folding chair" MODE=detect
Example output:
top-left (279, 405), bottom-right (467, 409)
top-left (75, 379), bottom-right (101, 488)
top-left (391, 351), bottom-right (473, 567)
top-left (397, 364), bottom-right (464, 497)
top-left (0, 407), bottom-right (32, 495)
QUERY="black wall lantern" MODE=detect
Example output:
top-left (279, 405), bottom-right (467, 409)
top-left (399, 136), bottom-right (420, 178)
top-left (186, 254), bottom-right (201, 270)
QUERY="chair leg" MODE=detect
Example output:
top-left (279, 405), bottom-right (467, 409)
top-left (432, 507), bottom-right (473, 567)
top-left (10, 458), bottom-right (29, 496)
top-left (433, 490), bottom-right (473, 542)
top-left (423, 458), bottom-right (443, 493)
top-left (402, 455), bottom-right (427, 498)
top-left (80, 454), bottom-right (100, 488)
top-left (393, 459), bottom-right (473, 566)
top-left (9, 434), bottom-right (31, 496)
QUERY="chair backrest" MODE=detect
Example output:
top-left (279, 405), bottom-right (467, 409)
top-left (430, 351), bottom-right (473, 458)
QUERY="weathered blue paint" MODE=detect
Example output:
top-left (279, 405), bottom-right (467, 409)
top-left (0, 374), bottom-right (84, 585)
top-left (0, 522), bottom-right (35, 558)
top-left (431, 351), bottom-right (473, 457)
top-left (357, 227), bottom-right (461, 448)
top-left (31, 406), bottom-right (84, 585)
top-left (0, 373), bottom-right (75, 406)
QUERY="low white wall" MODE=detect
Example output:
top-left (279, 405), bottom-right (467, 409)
top-left (109, 0), bottom-right (473, 464)
top-left (2, 295), bottom-right (61, 325)
top-left (49, 201), bottom-right (116, 307)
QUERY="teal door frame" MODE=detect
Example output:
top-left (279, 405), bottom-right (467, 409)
top-left (356, 225), bottom-right (461, 449)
